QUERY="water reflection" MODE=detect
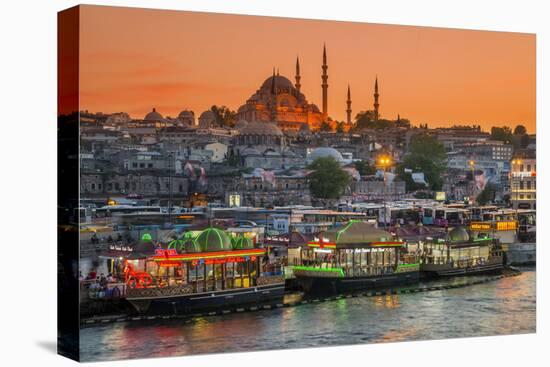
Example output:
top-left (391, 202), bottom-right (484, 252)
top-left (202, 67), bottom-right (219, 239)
top-left (80, 269), bottom-right (536, 362)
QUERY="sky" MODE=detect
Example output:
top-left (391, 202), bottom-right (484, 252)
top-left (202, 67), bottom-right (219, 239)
top-left (76, 5), bottom-right (536, 132)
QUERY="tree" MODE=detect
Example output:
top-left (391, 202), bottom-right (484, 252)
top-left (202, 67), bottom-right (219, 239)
top-left (396, 134), bottom-right (447, 191)
top-left (210, 105), bottom-right (237, 128)
top-left (354, 110), bottom-right (392, 130)
top-left (520, 133), bottom-right (530, 148)
top-left (335, 121), bottom-right (345, 133)
top-left (476, 183), bottom-right (497, 205)
top-left (395, 117), bottom-right (411, 129)
top-left (307, 157), bottom-right (351, 202)
top-left (354, 160), bottom-right (376, 176)
top-left (319, 121), bottom-right (333, 132)
top-left (513, 125), bottom-right (527, 135)
top-left (490, 126), bottom-right (513, 143)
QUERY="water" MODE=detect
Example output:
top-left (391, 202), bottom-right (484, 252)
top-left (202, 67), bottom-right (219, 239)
top-left (80, 268), bottom-right (536, 362)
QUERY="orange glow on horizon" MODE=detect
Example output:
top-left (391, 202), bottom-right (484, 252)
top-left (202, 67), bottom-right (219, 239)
top-left (78, 5), bottom-right (536, 132)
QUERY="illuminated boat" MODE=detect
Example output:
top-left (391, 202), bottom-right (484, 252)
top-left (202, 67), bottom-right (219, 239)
top-left (419, 227), bottom-right (504, 277)
top-left (292, 220), bottom-right (420, 295)
top-left (124, 228), bottom-right (285, 315)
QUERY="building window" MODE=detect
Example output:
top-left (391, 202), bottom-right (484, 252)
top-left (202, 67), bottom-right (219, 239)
top-left (139, 163), bottom-right (145, 168)
top-left (132, 163), bottom-right (137, 168)
top-left (91, 183), bottom-right (96, 190)
top-left (520, 181), bottom-right (524, 190)
top-left (148, 163), bottom-right (153, 168)
top-left (527, 164), bottom-right (531, 172)
top-left (115, 183), bottom-right (120, 190)
top-left (527, 181), bottom-right (531, 190)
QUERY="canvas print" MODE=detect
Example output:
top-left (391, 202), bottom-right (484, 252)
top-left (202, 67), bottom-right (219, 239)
top-left (57, 5), bottom-right (536, 362)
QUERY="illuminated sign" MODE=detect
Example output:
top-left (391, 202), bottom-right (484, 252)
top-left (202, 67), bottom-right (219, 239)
top-left (496, 221), bottom-right (517, 231)
top-left (159, 261), bottom-right (182, 267)
top-left (435, 192), bottom-right (446, 201)
top-left (154, 248), bottom-right (265, 262)
top-left (470, 221), bottom-right (517, 231)
top-left (470, 222), bottom-right (492, 231)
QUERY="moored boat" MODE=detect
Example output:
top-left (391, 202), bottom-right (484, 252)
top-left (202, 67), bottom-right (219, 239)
top-left (420, 227), bottom-right (504, 277)
top-left (123, 227), bottom-right (285, 315)
top-left (292, 220), bottom-right (420, 295)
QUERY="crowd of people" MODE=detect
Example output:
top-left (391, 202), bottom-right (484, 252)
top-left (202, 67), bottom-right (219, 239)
top-left (79, 270), bottom-right (123, 299)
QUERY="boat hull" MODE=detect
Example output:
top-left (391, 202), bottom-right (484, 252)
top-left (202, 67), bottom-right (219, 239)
top-left (421, 260), bottom-right (504, 278)
top-left (126, 282), bottom-right (285, 315)
top-left (294, 271), bottom-right (420, 295)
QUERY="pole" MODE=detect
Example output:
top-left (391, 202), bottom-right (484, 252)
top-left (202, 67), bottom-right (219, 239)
top-left (383, 168), bottom-right (387, 229)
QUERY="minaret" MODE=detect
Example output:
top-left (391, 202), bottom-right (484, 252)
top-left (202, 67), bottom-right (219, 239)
top-left (270, 68), bottom-right (276, 94)
top-left (346, 84), bottom-right (352, 125)
top-left (295, 56), bottom-right (301, 93)
top-left (373, 76), bottom-right (380, 121)
top-left (270, 68), bottom-right (277, 120)
top-left (321, 44), bottom-right (328, 121)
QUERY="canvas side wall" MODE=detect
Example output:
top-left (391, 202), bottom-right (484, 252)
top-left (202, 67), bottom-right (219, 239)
top-left (57, 5), bottom-right (80, 362)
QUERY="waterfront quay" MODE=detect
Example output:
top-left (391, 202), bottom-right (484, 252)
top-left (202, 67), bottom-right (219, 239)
top-left (79, 199), bottom-right (535, 321)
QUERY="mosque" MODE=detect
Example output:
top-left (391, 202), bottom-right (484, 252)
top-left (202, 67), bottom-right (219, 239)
top-left (236, 45), bottom-right (381, 133)
top-left (140, 45), bottom-right (382, 135)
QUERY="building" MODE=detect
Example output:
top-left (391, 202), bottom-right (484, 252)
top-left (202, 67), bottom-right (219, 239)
top-left (80, 172), bottom-right (189, 197)
top-left (510, 149), bottom-right (536, 209)
top-left (229, 172), bottom-right (311, 207)
top-left (351, 178), bottom-right (406, 201)
top-left (236, 46), bottom-right (338, 132)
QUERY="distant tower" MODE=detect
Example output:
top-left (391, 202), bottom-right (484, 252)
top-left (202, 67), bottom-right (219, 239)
top-left (321, 44), bottom-right (329, 121)
top-left (373, 76), bottom-right (380, 121)
top-left (346, 84), bottom-right (352, 125)
top-left (295, 56), bottom-right (301, 93)
top-left (270, 68), bottom-right (277, 120)
top-left (270, 67), bottom-right (276, 94)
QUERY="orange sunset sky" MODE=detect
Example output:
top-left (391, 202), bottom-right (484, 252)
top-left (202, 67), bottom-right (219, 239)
top-left (78, 5), bottom-right (536, 132)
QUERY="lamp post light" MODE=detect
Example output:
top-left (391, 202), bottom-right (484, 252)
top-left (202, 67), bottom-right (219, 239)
top-left (511, 159), bottom-right (522, 211)
top-left (468, 159), bottom-right (475, 204)
top-left (378, 155), bottom-right (392, 229)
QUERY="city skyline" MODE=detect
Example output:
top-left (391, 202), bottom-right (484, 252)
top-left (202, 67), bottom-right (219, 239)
top-left (77, 6), bottom-right (535, 132)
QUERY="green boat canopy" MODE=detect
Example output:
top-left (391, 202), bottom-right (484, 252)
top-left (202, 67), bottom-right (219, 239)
top-left (321, 220), bottom-right (394, 247)
top-left (193, 227), bottom-right (232, 252)
top-left (232, 235), bottom-right (254, 250)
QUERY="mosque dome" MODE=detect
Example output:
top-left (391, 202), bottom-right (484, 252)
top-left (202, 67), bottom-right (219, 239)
top-left (260, 74), bottom-right (296, 91)
top-left (198, 110), bottom-right (217, 128)
top-left (309, 147), bottom-right (344, 163)
top-left (194, 227), bottom-right (232, 252)
top-left (449, 227), bottom-right (470, 243)
top-left (144, 108), bottom-right (164, 122)
top-left (240, 120), bottom-right (283, 136)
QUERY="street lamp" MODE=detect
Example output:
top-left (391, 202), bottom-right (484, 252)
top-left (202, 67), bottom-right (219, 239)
top-left (378, 155), bottom-right (392, 229)
top-left (468, 159), bottom-right (475, 204)
top-left (511, 159), bottom-right (522, 210)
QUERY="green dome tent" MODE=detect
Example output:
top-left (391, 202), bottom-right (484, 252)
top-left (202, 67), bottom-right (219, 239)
top-left (232, 235), bottom-right (254, 250)
top-left (194, 227), bottom-right (232, 252)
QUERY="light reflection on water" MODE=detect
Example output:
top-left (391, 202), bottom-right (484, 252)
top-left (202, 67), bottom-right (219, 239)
top-left (80, 269), bottom-right (536, 362)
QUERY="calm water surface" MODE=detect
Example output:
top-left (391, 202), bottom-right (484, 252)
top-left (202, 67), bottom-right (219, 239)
top-left (80, 269), bottom-right (536, 362)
